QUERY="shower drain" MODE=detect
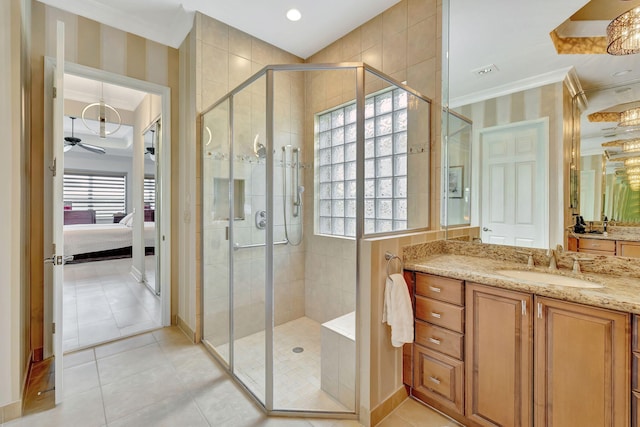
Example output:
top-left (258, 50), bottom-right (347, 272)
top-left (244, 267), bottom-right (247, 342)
top-left (292, 347), bottom-right (304, 353)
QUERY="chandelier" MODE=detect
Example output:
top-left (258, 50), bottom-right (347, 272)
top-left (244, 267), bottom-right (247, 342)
top-left (624, 156), bottom-right (640, 167)
top-left (619, 107), bottom-right (640, 127)
top-left (607, 6), bottom-right (640, 55)
top-left (81, 82), bottom-right (122, 138)
top-left (623, 138), bottom-right (640, 152)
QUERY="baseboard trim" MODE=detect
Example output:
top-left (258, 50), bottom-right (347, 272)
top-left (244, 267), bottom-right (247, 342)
top-left (370, 385), bottom-right (409, 426)
top-left (33, 347), bottom-right (43, 362)
top-left (130, 265), bottom-right (143, 282)
top-left (1, 400), bottom-right (22, 424)
top-left (177, 315), bottom-right (196, 343)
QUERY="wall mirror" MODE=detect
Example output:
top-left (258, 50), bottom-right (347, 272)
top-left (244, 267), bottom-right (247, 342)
top-left (442, 0), bottom-right (640, 247)
top-left (580, 81), bottom-right (640, 224)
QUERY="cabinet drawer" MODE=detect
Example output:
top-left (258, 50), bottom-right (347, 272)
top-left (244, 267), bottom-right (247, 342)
top-left (617, 241), bottom-right (640, 259)
top-left (416, 273), bottom-right (464, 305)
top-left (416, 296), bottom-right (464, 333)
top-left (415, 320), bottom-right (463, 360)
top-left (413, 345), bottom-right (464, 414)
top-left (634, 391), bottom-right (640, 427)
top-left (578, 238), bottom-right (615, 253)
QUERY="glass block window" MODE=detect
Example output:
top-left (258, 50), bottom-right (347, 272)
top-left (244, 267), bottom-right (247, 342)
top-left (316, 88), bottom-right (408, 237)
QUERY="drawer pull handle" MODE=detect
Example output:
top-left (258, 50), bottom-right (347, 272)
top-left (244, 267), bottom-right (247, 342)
top-left (429, 376), bottom-right (441, 385)
top-left (429, 286), bottom-right (441, 293)
top-left (428, 337), bottom-right (441, 345)
top-left (431, 312), bottom-right (442, 319)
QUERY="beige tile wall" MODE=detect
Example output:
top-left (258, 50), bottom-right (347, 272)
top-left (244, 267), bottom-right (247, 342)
top-left (195, 14), bottom-right (307, 343)
top-left (302, 0), bottom-right (440, 324)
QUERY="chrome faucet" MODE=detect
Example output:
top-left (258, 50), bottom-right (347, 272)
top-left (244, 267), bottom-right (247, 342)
top-left (516, 250), bottom-right (534, 268)
top-left (546, 248), bottom-right (558, 270)
top-left (571, 255), bottom-right (594, 274)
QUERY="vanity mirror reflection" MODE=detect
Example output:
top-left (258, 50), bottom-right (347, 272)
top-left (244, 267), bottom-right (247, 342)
top-left (580, 81), bottom-right (640, 224)
top-left (442, 0), bottom-right (640, 250)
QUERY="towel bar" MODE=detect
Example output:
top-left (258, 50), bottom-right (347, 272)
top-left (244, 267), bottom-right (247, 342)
top-left (385, 251), bottom-right (404, 278)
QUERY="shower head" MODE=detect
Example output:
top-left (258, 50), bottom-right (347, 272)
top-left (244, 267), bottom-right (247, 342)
top-left (298, 185), bottom-right (305, 194)
top-left (253, 134), bottom-right (266, 158)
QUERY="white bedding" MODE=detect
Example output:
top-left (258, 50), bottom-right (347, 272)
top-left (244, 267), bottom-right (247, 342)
top-left (64, 222), bottom-right (155, 256)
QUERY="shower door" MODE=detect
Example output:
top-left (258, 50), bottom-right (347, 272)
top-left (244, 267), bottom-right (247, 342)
top-left (202, 98), bottom-right (232, 365)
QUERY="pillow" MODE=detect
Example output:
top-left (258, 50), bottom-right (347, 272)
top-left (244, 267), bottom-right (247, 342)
top-left (119, 212), bottom-right (133, 226)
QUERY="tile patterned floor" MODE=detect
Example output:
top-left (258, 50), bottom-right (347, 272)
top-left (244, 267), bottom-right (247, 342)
top-left (63, 256), bottom-right (161, 352)
top-left (2, 327), bottom-right (461, 427)
top-left (215, 317), bottom-right (347, 412)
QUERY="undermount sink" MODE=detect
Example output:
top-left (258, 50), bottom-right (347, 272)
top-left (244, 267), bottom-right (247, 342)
top-left (496, 269), bottom-right (604, 289)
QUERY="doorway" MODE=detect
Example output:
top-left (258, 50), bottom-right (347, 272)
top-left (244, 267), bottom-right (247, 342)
top-left (43, 59), bottom-right (172, 359)
top-left (479, 118), bottom-right (549, 248)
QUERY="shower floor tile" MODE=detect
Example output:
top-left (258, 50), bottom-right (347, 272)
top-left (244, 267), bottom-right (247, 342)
top-left (216, 316), bottom-right (348, 412)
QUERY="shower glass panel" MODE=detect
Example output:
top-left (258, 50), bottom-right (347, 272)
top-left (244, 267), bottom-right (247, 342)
top-left (201, 63), bottom-right (431, 418)
top-left (231, 75), bottom-right (267, 404)
top-left (202, 98), bottom-right (231, 365)
top-left (271, 68), bottom-right (359, 412)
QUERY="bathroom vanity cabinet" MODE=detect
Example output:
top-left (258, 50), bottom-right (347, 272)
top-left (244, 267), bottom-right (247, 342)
top-left (568, 235), bottom-right (640, 258)
top-left (411, 274), bottom-right (465, 414)
top-left (465, 283), bottom-right (532, 427)
top-left (405, 272), bottom-right (631, 427)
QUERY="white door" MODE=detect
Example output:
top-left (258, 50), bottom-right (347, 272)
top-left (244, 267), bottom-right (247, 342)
top-left (51, 20), bottom-right (66, 405)
top-left (480, 119), bottom-right (548, 248)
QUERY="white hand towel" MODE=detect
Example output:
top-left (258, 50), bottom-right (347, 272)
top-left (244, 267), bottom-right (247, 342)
top-left (382, 273), bottom-right (414, 347)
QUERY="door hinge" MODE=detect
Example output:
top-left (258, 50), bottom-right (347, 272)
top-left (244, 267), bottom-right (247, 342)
top-left (49, 157), bottom-right (56, 176)
top-left (53, 86), bottom-right (57, 99)
top-left (521, 300), bottom-right (527, 316)
top-left (52, 322), bottom-right (56, 334)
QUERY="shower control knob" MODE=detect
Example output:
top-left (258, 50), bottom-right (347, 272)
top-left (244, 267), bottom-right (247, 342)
top-left (255, 210), bottom-right (267, 230)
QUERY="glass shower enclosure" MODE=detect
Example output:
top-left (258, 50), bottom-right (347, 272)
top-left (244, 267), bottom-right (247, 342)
top-left (201, 63), bottom-right (431, 417)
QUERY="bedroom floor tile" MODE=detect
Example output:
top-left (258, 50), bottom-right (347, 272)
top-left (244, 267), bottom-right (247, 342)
top-left (63, 258), bottom-right (161, 352)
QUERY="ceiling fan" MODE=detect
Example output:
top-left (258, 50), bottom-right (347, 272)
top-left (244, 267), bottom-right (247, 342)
top-left (64, 116), bottom-right (106, 154)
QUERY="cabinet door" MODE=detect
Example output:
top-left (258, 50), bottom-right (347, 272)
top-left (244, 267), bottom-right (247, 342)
top-left (465, 283), bottom-right (533, 427)
top-left (413, 344), bottom-right (464, 414)
top-left (534, 297), bottom-right (630, 427)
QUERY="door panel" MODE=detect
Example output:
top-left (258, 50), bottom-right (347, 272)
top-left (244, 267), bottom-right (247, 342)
top-left (53, 20), bottom-right (65, 405)
top-left (480, 120), bottom-right (547, 248)
top-left (465, 283), bottom-right (532, 427)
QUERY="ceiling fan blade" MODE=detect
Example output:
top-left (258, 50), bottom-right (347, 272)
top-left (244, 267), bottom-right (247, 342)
top-left (78, 142), bottom-right (106, 155)
top-left (63, 144), bottom-right (73, 152)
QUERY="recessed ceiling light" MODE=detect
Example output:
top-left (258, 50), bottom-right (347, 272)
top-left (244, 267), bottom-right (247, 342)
top-left (286, 8), bottom-right (302, 21)
top-left (612, 69), bottom-right (632, 77)
top-left (471, 64), bottom-right (499, 77)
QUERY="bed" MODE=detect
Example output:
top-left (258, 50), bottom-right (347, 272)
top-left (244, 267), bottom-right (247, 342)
top-left (64, 222), bottom-right (156, 261)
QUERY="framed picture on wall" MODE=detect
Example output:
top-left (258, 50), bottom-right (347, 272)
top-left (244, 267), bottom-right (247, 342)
top-left (448, 166), bottom-right (463, 199)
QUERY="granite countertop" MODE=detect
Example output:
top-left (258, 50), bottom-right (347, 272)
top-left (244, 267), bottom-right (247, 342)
top-left (573, 232), bottom-right (640, 242)
top-left (572, 225), bottom-right (640, 242)
top-left (403, 241), bottom-right (640, 315)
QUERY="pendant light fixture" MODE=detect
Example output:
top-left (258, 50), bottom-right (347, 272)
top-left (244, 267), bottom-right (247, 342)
top-left (620, 107), bottom-right (640, 127)
top-left (81, 81), bottom-right (122, 138)
top-left (607, 6), bottom-right (640, 55)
